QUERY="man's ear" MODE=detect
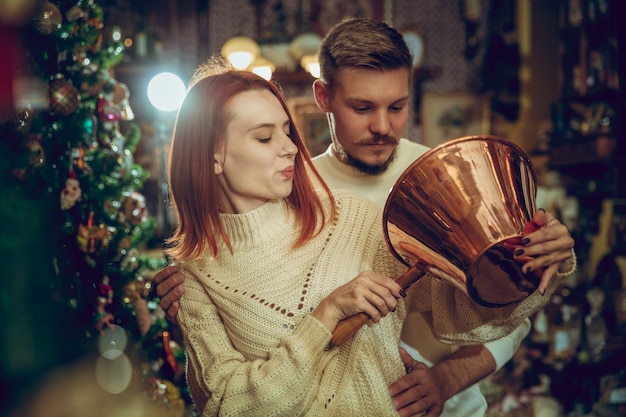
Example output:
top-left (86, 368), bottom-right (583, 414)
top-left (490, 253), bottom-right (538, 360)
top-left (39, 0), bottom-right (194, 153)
top-left (313, 79), bottom-right (330, 112)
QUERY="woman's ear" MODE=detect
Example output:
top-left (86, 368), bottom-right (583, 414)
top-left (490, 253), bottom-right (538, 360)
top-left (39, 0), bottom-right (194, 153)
top-left (313, 79), bottom-right (330, 112)
top-left (214, 148), bottom-right (224, 175)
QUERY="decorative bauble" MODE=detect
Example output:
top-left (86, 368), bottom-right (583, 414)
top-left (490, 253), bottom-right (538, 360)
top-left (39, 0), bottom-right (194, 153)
top-left (49, 74), bottom-right (80, 115)
top-left (60, 173), bottom-right (82, 210)
top-left (12, 108), bottom-right (34, 134)
top-left (32, 1), bottom-right (62, 35)
top-left (65, 5), bottom-right (85, 22)
top-left (97, 96), bottom-right (121, 123)
top-left (122, 191), bottom-right (147, 224)
top-left (25, 136), bottom-right (45, 167)
top-left (111, 82), bottom-right (135, 121)
top-left (77, 212), bottom-right (113, 255)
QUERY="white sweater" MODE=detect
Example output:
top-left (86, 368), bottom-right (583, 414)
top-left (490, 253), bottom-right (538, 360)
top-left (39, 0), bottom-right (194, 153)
top-left (179, 192), bottom-right (409, 416)
top-left (313, 139), bottom-right (531, 417)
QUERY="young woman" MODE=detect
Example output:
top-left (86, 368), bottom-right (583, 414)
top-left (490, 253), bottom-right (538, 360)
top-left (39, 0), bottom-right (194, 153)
top-left (165, 59), bottom-right (568, 417)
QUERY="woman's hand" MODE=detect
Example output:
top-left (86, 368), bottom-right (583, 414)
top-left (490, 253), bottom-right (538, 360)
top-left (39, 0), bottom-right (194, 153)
top-left (311, 271), bottom-right (404, 332)
top-left (514, 209), bottom-right (575, 294)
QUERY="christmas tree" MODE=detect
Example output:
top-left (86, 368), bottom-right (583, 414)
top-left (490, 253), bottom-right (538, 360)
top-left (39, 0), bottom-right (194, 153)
top-left (0, 1), bottom-right (192, 415)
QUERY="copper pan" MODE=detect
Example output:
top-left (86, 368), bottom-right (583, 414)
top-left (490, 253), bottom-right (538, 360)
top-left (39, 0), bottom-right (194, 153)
top-left (330, 135), bottom-right (538, 348)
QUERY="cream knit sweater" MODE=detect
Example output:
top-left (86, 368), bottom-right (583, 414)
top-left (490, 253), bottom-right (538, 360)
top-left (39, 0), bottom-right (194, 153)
top-left (179, 191), bottom-right (408, 416)
top-left (178, 189), bottom-right (566, 416)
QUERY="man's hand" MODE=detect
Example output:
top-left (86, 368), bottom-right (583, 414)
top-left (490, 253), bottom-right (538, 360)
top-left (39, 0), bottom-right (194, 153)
top-left (154, 264), bottom-right (185, 324)
top-left (389, 348), bottom-right (445, 417)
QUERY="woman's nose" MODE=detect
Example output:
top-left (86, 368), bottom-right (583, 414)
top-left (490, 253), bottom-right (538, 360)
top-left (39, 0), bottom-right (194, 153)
top-left (280, 135), bottom-right (298, 157)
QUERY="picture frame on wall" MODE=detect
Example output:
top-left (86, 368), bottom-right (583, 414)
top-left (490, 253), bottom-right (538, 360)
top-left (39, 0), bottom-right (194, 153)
top-left (289, 97), bottom-right (331, 157)
top-left (421, 92), bottom-right (491, 147)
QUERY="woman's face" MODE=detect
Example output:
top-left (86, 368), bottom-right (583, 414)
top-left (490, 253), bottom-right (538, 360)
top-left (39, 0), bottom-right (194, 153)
top-left (214, 89), bottom-right (298, 214)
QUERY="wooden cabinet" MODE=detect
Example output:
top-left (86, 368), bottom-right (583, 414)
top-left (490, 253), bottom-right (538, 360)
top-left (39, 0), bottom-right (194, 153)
top-left (548, 0), bottom-right (625, 199)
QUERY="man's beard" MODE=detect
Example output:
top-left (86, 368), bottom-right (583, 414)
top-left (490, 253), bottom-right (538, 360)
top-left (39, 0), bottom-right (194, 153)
top-left (344, 146), bottom-right (397, 175)
top-left (338, 133), bottom-right (399, 175)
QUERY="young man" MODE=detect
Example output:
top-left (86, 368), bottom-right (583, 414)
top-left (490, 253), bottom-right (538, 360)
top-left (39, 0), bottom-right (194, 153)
top-left (155, 18), bottom-right (575, 417)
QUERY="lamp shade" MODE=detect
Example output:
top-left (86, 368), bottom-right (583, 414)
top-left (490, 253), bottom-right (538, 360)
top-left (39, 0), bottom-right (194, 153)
top-left (289, 32), bottom-right (322, 61)
top-left (300, 54), bottom-right (320, 78)
top-left (222, 36), bottom-right (261, 70)
top-left (251, 55), bottom-right (275, 80)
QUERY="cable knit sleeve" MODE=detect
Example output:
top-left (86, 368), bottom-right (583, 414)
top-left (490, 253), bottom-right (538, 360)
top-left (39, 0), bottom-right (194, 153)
top-left (412, 252), bottom-right (577, 345)
top-left (178, 264), bottom-right (333, 417)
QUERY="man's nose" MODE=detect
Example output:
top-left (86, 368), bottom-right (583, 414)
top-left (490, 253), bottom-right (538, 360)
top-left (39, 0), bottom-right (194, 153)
top-left (369, 111), bottom-right (391, 135)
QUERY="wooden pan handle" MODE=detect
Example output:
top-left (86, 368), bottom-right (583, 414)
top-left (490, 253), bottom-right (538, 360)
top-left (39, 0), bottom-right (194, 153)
top-left (327, 265), bottom-right (428, 349)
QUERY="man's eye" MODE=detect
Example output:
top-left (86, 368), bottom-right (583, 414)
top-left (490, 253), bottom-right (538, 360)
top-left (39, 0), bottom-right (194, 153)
top-left (258, 137), bottom-right (271, 143)
top-left (354, 106), bottom-right (371, 112)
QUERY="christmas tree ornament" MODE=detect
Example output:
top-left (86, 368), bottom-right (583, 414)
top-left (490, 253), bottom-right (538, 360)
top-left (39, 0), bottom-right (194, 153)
top-left (60, 170), bottom-right (82, 210)
top-left (71, 143), bottom-right (92, 173)
top-left (25, 135), bottom-right (46, 167)
top-left (77, 211), bottom-right (113, 255)
top-left (82, 115), bottom-right (98, 147)
top-left (110, 128), bottom-right (125, 154)
top-left (94, 275), bottom-right (115, 332)
top-left (85, 17), bottom-right (104, 53)
top-left (120, 247), bottom-right (140, 272)
top-left (32, 1), bottom-right (62, 35)
top-left (96, 95), bottom-right (121, 123)
top-left (65, 5), bottom-right (85, 22)
top-left (122, 191), bottom-right (147, 225)
top-left (123, 278), bottom-right (153, 336)
top-left (112, 82), bottom-right (134, 121)
top-left (12, 108), bottom-right (34, 134)
top-left (162, 331), bottom-right (179, 375)
top-left (49, 74), bottom-right (80, 116)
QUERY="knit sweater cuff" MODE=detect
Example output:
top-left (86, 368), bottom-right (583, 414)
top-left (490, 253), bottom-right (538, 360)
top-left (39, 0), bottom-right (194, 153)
top-left (555, 249), bottom-right (577, 280)
top-left (295, 314), bottom-right (332, 353)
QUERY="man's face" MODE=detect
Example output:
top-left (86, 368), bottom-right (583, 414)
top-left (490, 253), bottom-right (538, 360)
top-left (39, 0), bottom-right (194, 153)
top-left (314, 67), bottom-right (410, 174)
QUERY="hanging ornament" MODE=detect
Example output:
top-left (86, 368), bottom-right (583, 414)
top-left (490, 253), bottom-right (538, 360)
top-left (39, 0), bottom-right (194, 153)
top-left (71, 144), bottom-right (92, 173)
top-left (97, 95), bottom-right (122, 123)
top-left (162, 331), bottom-right (179, 375)
top-left (77, 211), bottom-right (113, 255)
top-left (123, 277), bottom-right (153, 336)
top-left (12, 108), bottom-right (34, 134)
top-left (32, 1), bottom-right (63, 35)
top-left (122, 192), bottom-right (148, 225)
top-left (25, 135), bottom-right (46, 168)
top-left (110, 128), bottom-right (125, 154)
top-left (85, 17), bottom-right (104, 53)
top-left (94, 275), bottom-right (115, 332)
top-left (60, 170), bottom-right (82, 210)
top-left (82, 115), bottom-right (98, 148)
top-left (120, 247), bottom-right (140, 272)
top-left (111, 82), bottom-right (134, 121)
top-left (49, 74), bottom-right (80, 116)
top-left (65, 5), bottom-right (85, 22)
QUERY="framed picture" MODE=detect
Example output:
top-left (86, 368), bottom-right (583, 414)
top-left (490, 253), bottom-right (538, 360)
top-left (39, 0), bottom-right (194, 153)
top-left (289, 97), bottom-right (331, 157)
top-left (421, 92), bottom-right (490, 147)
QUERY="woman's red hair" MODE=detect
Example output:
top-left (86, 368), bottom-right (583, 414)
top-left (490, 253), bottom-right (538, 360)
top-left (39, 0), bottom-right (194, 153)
top-left (165, 61), bottom-right (335, 260)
